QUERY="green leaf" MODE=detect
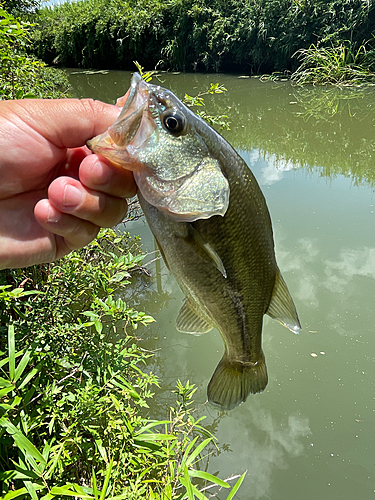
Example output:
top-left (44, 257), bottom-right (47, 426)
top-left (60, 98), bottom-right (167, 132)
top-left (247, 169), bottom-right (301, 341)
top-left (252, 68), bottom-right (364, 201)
top-left (0, 466), bottom-right (39, 481)
top-left (49, 486), bottom-right (92, 499)
top-left (225, 472), bottom-right (247, 500)
top-left (183, 465), bottom-right (194, 500)
top-left (94, 320), bottom-right (103, 334)
top-left (99, 458), bottom-right (113, 500)
top-left (132, 439), bottom-right (161, 452)
top-left (92, 470), bottom-right (99, 500)
top-left (0, 376), bottom-right (13, 388)
top-left (0, 418), bottom-right (46, 468)
top-left (17, 367), bottom-right (39, 390)
top-left (181, 436), bottom-right (198, 467)
top-left (184, 438), bottom-right (212, 467)
top-left (134, 433), bottom-right (177, 442)
top-left (8, 324), bottom-right (15, 381)
top-left (94, 438), bottom-right (108, 462)
top-left (188, 470), bottom-right (230, 488)
top-left (0, 385), bottom-right (13, 397)
top-left (24, 480), bottom-right (39, 500)
top-left (14, 350), bottom-right (31, 382)
top-left (187, 485), bottom-right (208, 500)
top-left (2, 487), bottom-right (29, 500)
top-left (135, 420), bottom-right (171, 435)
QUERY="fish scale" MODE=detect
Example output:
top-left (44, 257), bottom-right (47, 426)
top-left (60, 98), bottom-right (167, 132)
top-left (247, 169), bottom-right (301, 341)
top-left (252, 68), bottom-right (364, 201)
top-left (87, 73), bottom-right (301, 410)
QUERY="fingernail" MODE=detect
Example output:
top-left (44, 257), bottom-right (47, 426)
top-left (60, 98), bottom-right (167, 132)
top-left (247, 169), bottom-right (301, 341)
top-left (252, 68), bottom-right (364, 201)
top-left (47, 205), bottom-right (62, 223)
top-left (63, 184), bottom-right (83, 209)
top-left (92, 159), bottom-right (110, 185)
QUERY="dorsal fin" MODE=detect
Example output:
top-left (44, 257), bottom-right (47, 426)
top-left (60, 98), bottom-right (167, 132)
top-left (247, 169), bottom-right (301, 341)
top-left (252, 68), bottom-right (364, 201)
top-left (266, 270), bottom-right (301, 334)
top-left (176, 298), bottom-right (213, 335)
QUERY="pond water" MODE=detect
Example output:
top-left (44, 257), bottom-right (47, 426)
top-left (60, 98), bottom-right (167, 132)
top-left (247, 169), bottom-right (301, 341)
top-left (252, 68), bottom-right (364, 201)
top-left (69, 70), bottom-right (375, 499)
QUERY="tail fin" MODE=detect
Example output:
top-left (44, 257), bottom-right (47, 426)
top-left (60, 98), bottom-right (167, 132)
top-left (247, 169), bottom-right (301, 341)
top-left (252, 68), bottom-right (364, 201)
top-left (207, 353), bottom-right (268, 411)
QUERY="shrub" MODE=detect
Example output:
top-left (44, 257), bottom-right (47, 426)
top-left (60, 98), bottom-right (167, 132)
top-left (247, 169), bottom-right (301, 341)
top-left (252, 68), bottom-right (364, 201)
top-left (0, 4), bottom-right (70, 99)
top-left (0, 229), bottom-right (245, 498)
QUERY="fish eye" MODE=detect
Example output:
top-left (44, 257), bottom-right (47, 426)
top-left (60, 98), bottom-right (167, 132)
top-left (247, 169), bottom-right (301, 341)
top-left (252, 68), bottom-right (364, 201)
top-left (162, 112), bottom-right (185, 135)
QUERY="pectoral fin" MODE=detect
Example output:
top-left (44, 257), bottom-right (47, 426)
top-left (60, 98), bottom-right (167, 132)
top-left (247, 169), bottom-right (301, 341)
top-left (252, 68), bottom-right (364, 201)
top-left (185, 225), bottom-right (227, 278)
top-left (176, 298), bottom-right (213, 335)
top-left (266, 270), bottom-right (301, 334)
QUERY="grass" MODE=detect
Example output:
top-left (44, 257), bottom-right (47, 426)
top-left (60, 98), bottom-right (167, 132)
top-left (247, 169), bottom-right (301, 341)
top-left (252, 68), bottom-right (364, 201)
top-left (0, 228), bottom-right (245, 499)
top-left (292, 37), bottom-right (375, 86)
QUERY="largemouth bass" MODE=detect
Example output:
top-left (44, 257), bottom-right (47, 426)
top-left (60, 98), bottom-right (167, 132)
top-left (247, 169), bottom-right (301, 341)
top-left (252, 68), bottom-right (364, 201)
top-left (88, 73), bottom-right (301, 411)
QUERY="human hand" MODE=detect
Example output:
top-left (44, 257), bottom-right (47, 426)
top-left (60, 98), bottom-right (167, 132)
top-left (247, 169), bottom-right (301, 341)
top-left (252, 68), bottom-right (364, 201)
top-left (0, 98), bottom-right (138, 270)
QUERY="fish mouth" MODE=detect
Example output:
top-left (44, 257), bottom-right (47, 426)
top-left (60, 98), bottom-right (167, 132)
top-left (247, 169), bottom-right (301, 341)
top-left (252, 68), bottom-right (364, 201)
top-left (86, 73), bottom-right (155, 168)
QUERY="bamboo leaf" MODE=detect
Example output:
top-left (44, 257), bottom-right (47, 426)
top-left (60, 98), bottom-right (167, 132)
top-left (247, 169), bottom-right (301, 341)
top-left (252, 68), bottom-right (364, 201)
top-left (18, 366), bottom-right (38, 390)
top-left (14, 350), bottom-right (31, 382)
top-left (225, 471), bottom-right (247, 500)
top-left (0, 467), bottom-right (39, 481)
top-left (3, 487), bottom-right (29, 500)
top-left (49, 486), bottom-right (92, 498)
top-left (189, 485), bottom-right (209, 500)
top-left (0, 418), bottom-right (46, 467)
top-left (134, 433), bottom-right (177, 442)
top-left (92, 469), bottom-right (99, 500)
top-left (24, 480), bottom-right (39, 500)
top-left (184, 438), bottom-right (212, 467)
top-left (188, 470), bottom-right (229, 488)
top-left (135, 420), bottom-right (170, 435)
top-left (8, 324), bottom-right (15, 381)
top-left (99, 458), bottom-right (113, 500)
top-left (0, 376), bottom-right (13, 388)
top-left (0, 386), bottom-right (14, 397)
top-left (181, 436), bottom-right (198, 467)
top-left (183, 465), bottom-right (194, 500)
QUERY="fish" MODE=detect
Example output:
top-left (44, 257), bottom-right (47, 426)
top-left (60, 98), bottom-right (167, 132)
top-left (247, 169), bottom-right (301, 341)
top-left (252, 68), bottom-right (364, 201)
top-left (87, 73), bottom-right (301, 411)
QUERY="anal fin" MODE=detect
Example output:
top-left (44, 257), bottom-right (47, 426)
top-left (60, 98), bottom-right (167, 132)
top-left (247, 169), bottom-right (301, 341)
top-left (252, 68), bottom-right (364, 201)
top-left (266, 270), bottom-right (301, 334)
top-left (176, 298), bottom-right (213, 335)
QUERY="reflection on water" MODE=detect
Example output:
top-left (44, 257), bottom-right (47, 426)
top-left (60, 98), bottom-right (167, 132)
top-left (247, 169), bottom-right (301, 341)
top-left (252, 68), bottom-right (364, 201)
top-left (69, 71), bottom-right (375, 499)
top-left (244, 151), bottom-right (302, 186)
top-left (216, 402), bottom-right (311, 499)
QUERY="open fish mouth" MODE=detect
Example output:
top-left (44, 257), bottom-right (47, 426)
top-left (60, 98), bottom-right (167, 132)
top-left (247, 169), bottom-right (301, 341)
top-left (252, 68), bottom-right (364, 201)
top-left (86, 73), bottom-right (154, 166)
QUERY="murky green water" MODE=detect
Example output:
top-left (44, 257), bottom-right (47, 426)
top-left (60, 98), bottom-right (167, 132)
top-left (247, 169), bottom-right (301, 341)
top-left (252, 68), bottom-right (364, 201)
top-left (69, 70), bottom-right (375, 499)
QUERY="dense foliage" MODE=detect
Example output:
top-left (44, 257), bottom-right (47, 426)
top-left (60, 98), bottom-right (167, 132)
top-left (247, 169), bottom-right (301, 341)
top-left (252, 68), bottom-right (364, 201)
top-left (0, 229), bottom-right (245, 499)
top-left (0, 5), bottom-right (70, 99)
top-left (3, 0), bottom-right (39, 16)
top-left (30, 0), bottom-right (375, 76)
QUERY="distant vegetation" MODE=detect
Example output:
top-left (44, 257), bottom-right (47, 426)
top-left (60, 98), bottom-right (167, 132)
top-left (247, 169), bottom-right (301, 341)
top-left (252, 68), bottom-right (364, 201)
top-left (0, 3), bottom-right (70, 99)
top-left (27, 0), bottom-right (375, 83)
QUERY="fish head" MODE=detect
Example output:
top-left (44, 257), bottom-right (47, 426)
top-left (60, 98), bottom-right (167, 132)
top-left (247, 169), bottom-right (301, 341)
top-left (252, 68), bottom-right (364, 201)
top-left (87, 73), bottom-right (230, 222)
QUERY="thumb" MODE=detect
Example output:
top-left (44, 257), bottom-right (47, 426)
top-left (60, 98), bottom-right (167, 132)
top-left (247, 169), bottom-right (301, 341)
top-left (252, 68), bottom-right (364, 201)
top-left (1, 98), bottom-right (120, 149)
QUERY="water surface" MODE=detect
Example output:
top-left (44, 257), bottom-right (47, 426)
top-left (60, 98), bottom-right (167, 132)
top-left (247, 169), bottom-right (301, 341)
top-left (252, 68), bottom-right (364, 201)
top-left (69, 70), bottom-right (375, 500)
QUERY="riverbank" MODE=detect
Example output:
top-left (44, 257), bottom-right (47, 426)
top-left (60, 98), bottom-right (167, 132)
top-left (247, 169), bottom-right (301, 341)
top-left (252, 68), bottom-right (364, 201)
top-left (30, 0), bottom-right (375, 81)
